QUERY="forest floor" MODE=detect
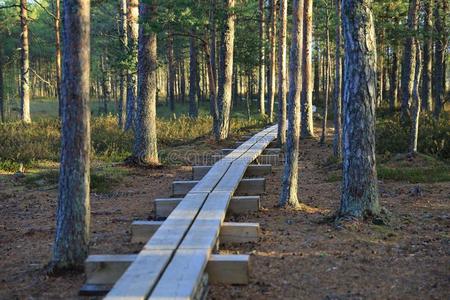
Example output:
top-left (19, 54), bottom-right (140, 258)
top-left (0, 127), bottom-right (449, 299)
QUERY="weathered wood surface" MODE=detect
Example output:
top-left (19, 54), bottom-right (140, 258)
top-left (192, 164), bottom-right (271, 180)
top-left (172, 177), bottom-right (265, 197)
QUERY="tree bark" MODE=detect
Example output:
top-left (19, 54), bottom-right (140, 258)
top-left (258, 0), bottom-right (266, 116)
top-left (267, 0), bottom-right (277, 122)
top-left (189, 34), bottom-right (198, 118)
top-left (400, 0), bottom-right (419, 122)
top-left (333, 0), bottom-right (342, 158)
top-left (179, 59), bottom-right (186, 103)
top-left (320, 4), bottom-right (330, 145)
top-left (167, 32), bottom-right (176, 112)
top-left (132, 1), bottom-right (158, 165)
top-left (118, 0), bottom-right (127, 128)
top-left (55, 0), bottom-right (62, 118)
top-left (339, 0), bottom-right (380, 219)
top-left (277, 0), bottom-right (287, 146)
top-left (410, 43), bottom-right (422, 155)
top-left (51, 0), bottom-right (90, 271)
top-left (279, 0), bottom-right (303, 208)
top-left (20, 0), bottom-right (31, 123)
top-left (209, 0), bottom-right (219, 128)
top-left (433, 0), bottom-right (447, 118)
top-left (376, 29), bottom-right (385, 107)
top-left (389, 47), bottom-right (399, 111)
top-left (0, 51), bottom-right (4, 123)
top-left (214, 0), bottom-right (235, 141)
top-left (421, 0), bottom-right (433, 111)
top-left (300, 0), bottom-right (314, 138)
top-left (125, 0), bottom-right (138, 130)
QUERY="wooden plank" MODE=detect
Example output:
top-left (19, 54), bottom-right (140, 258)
top-left (85, 255), bottom-right (137, 285)
top-left (131, 221), bottom-right (163, 244)
top-left (207, 255), bottom-right (249, 284)
top-left (155, 196), bottom-right (260, 218)
top-left (220, 222), bottom-right (260, 243)
top-left (173, 178), bottom-right (265, 197)
top-left (172, 180), bottom-right (197, 197)
top-left (253, 154), bottom-right (280, 165)
top-left (192, 164), bottom-right (271, 180)
top-left (79, 284), bottom-right (112, 296)
top-left (235, 178), bottom-right (265, 195)
top-left (222, 148), bottom-right (280, 155)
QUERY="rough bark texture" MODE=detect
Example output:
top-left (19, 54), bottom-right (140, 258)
top-left (258, 0), bottom-right (266, 116)
top-left (433, 0), bottom-right (447, 118)
top-left (189, 34), bottom-right (198, 118)
top-left (421, 0), bottom-right (433, 111)
top-left (267, 0), bottom-right (277, 122)
top-left (125, 0), bottom-right (138, 130)
top-left (340, 0), bottom-right (380, 218)
top-left (333, 0), bottom-right (342, 158)
top-left (118, 0), bottom-right (127, 128)
top-left (167, 32), bottom-right (176, 112)
top-left (400, 0), bottom-right (419, 122)
top-left (279, 0), bottom-right (303, 208)
top-left (300, 0), bottom-right (314, 138)
top-left (132, 1), bottom-right (158, 165)
top-left (320, 6), bottom-right (330, 145)
top-left (389, 47), bottom-right (399, 111)
top-left (215, 0), bottom-right (235, 141)
top-left (20, 0), bottom-right (31, 123)
top-left (277, 0), bottom-right (287, 146)
top-left (410, 43), bottom-right (422, 155)
top-left (55, 0), bottom-right (62, 118)
top-left (51, 0), bottom-right (90, 270)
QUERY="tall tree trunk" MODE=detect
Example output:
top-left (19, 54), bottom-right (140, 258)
top-left (51, 0), bottom-right (90, 271)
top-left (389, 47), bottom-right (399, 111)
top-left (300, 0), bottom-right (314, 138)
top-left (0, 51), bottom-right (4, 123)
top-left (333, 0), bottom-right (342, 158)
top-left (376, 29), bottom-right (385, 107)
top-left (55, 0), bottom-right (62, 118)
top-left (267, 0), bottom-right (277, 122)
top-left (101, 56), bottom-right (111, 115)
top-left (410, 43), bottom-right (422, 155)
top-left (258, 0), bottom-right (266, 116)
top-left (167, 32), bottom-right (176, 112)
top-left (214, 0), bottom-right (235, 141)
top-left (132, 1), bottom-right (158, 165)
top-left (339, 0), bottom-right (380, 219)
top-left (313, 49), bottom-right (320, 106)
top-left (125, 0), bottom-right (138, 130)
top-left (320, 4), bottom-right (330, 145)
top-left (189, 34), bottom-right (198, 118)
top-left (180, 59), bottom-right (186, 103)
top-left (279, 0), bottom-right (303, 208)
top-left (433, 0), bottom-right (447, 118)
top-left (118, 0), bottom-right (127, 128)
top-left (400, 0), bottom-right (419, 122)
top-left (277, 0), bottom-right (287, 146)
top-left (20, 0), bottom-right (31, 123)
top-left (209, 0), bottom-right (219, 128)
top-left (421, 0), bottom-right (433, 111)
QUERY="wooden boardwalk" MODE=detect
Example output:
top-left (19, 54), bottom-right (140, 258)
top-left (81, 125), bottom-right (278, 299)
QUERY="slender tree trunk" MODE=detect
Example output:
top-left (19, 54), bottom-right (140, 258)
top-left (300, 0), bottom-right (314, 138)
top-left (277, 0), bottom-right (287, 146)
top-left (339, 0), bottom-right (380, 219)
top-left (258, 0), bottom-right (266, 116)
top-left (167, 32), bottom-right (176, 112)
top-left (214, 0), bottom-right (235, 141)
top-left (180, 59), bottom-right (186, 103)
top-left (433, 0), bottom-right (447, 118)
top-left (410, 43), bottom-right (422, 155)
top-left (101, 56), bottom-right (111, 115)
top-left (279, 0), bottom-right (303, 207)
top-left (51, 0), bottom-right (90, 271)
top-left (0, 52), bottom-right (4, 123)
top-left (314, 49), bottom-right (320, 106)
top-left (20, 0), bottom-right (31, 123)
top-left (55, 0), bottom-right (62, 118)
top-left (132, 1), bottom-right (158, 165)
top-left (118, 0), bottom-right (127, 128)
top-left (389, 47), bottom-right (399, 111)
top-left (320, 5), bottom-right (330, 145)
top-left (209, 0), bottom-right (219, 129)
top-left (189, 34), bottom-right (198, 118)
top-left (376, 29), bottom-right (385, 107)
top-left (333, 0), bottom-right (342, 158)
top-left (421, 0), bottom-right (433, 111)
top-left (267, 0), bottom-right (277, 122)
top-left (125, 0), bottom-right (138, 130)
top-left (246, 72), bottom-right (252, 120)
top-left (400, 0), bottom-right (419, 122)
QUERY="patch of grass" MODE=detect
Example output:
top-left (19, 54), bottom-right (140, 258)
top-left (326, 172), bottom-right (342, 182)
top-left (377, 165), bottom-right (450, 183)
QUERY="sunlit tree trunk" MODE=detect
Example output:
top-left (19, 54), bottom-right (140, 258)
top-left (433, 0), bottom-right (447, 118)
top-left (214, 0), bottom-right (235, 141)
top-left (167, 32), bottom-right (176, 112)
top-left (279, 0), bottom-right (303, 208)
top-left (400, 0), bottom-right (419, 122)
top-left (277, 0), bottom-right (287, 146)
top-left (421, 0), bottom-right (433, 111)
top-left (20, 0), bottom-right (31, 123)
top-left (410, 43), bottom-right (422, 155)
top-left (300, 0), bottom-right (314, 138)
top-left (209, 0), bottom-right (219, 129)
top-left (267, 0), bottom-right (277, 122)
top-left (51, 0), bottom-right (90, 271)
top-left (189, 34), bottom-right (198, 118)
top-left (132, 1), bottom-right (158, 165)
top-left (125, 0), bottom-right (138, 130)
top-left (339, 0), bottom-right (380, 219)
top-left (258, 0), bottom-right (266, 116)
top-left (332, 0), bottom-right (342, 158)
top-left (118, 0), bottom-right (127, 128)
top-left (376, 29), bottom-right (385, 107)
top-left (320, 4), bottom-right (330, 145)
top-left (54, 0), bottom-right (62, 118)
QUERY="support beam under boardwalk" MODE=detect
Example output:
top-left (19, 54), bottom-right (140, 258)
top-left (171, 178), bottom-right (266, 197)
top-left (192, 164), bottom-right (272, 180)
top-left (131, 221), bottom-right (260, 244)
top-left (80, 254), bottom-right (249, 295)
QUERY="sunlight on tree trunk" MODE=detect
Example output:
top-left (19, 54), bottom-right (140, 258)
top-left (277, 0), bottom-right (287, 147)
top-left (20, 0), bottom-right (31, 123)
top-left (125, 0), bottom-right (138, 130)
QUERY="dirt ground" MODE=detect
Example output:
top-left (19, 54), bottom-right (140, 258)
top-left (1, 129), bottom-right (449, 300)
